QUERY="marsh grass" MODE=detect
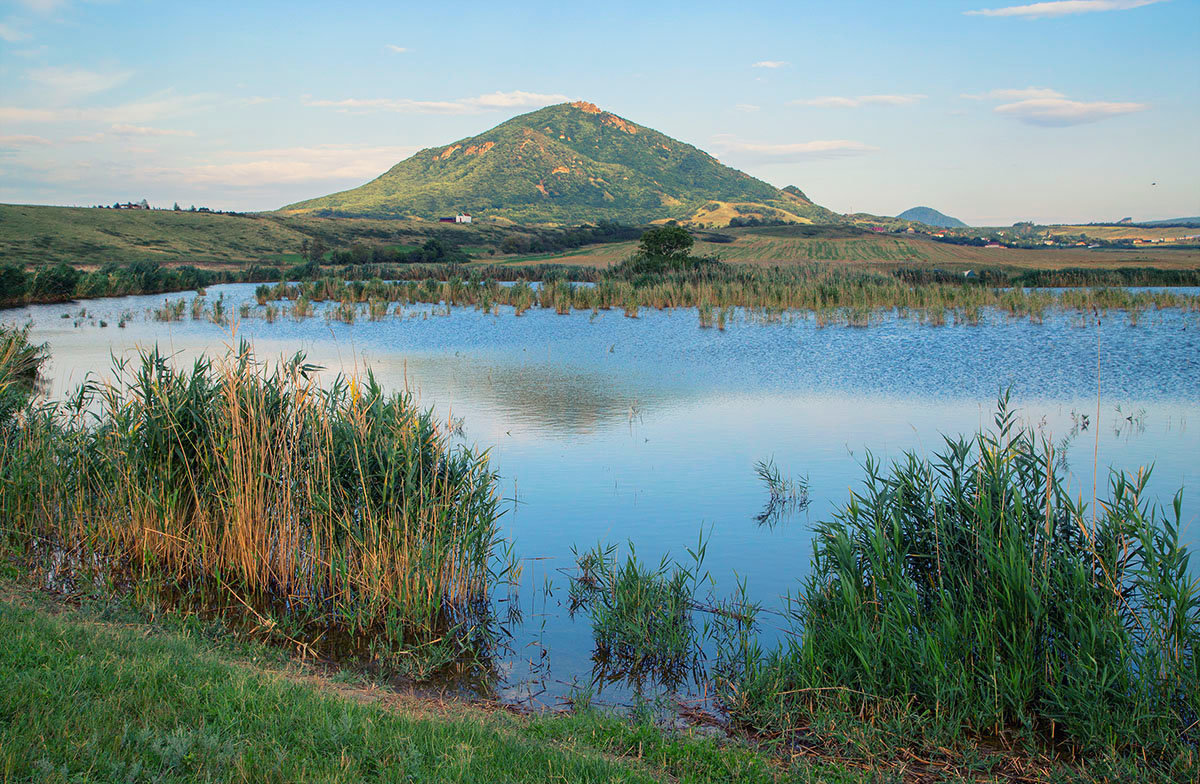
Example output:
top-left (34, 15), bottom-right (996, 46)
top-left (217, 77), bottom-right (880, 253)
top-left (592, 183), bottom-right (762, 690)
top-left (0, 341), bottom-right (509, 670)
top-left (754, 458), bottom-right (810, 527)
top-left (252, 265), bottom-right (1200, 328)
top-left (0, 325), bottom-right (47, 425)
top-left (717, 396), bottom-right (1198, 775)
top-left (568, 539), bottom-right (709, 686)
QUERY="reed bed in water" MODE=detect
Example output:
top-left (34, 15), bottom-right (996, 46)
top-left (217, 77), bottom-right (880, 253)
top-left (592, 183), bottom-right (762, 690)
top-left (715, 396), bottom-right (1198, 770)
top-left (250, 265), bottom-right (1200, 326)
top-left (0, 342), bottom-right (506, 666)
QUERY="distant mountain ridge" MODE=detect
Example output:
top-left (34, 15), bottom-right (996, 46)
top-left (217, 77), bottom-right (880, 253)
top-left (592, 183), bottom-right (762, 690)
top-left (896, 206), bottom-right (968, 228)
top-left (282, 101), bottom-right (839, 225)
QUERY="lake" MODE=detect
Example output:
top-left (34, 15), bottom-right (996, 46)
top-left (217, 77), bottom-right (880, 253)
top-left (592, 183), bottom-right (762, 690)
top-left (8, 283), bottom-right (1199, 708)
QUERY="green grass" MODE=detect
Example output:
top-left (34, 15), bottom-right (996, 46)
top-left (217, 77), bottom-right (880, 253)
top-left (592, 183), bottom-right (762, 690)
top-left (0, 582), bottom-right (811, 783)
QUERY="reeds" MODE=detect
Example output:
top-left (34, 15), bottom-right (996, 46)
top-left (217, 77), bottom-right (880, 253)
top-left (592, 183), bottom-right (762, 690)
top-left (568, 540), bottom-right (705, 682)
top-left (717, 395), bottom-right (1198, 766)
top-left (249, 267), bottom-right (1200, 327)
top-left (0, 342), bottom-right (507, 667)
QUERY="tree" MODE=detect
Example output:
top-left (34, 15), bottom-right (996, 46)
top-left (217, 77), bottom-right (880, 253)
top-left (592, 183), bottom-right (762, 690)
top-left (638, 224), bottom-right (693, 258)
top-left (306, 238), bottom-right (328, 264)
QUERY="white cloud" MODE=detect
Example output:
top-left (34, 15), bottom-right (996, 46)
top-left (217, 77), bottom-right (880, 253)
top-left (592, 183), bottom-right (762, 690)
top-left (965, 1), bottom-right (1167, 19)
top-left (712, 136), bottom-right (879, 160)
top-left (0, 22), bottom-right (29, 42)
top-left (305, 90), bottom-right (568, 115)
top-left (27, 66), bottom-right (134, 101)
top-left (751, 60), bottom-right (788, 68)
top-left (163, 144), bottom-right (421, 187)
top-left (0, 134), bottom-right (52, 146)
top-left (111, 123), bottom-right (197, 138)
top-left (793, 94), bottom-right (927, 108)
top-left (385, 44), bottom-right (407, 53)
top-left (0, 106), bottom-right (58, 122)
top-left (994, 97), bottom-right (1147, 125)
top-left (735, 103), bottom-right (760, 112)
top-left (964, 86), bottom-right (1148, 125)
top-left (17, 0), bottom-right (68, 12)
top-left (961, 87), bottom-right (1064, 100)
top-left (0, 91), bottom-right (215, 125)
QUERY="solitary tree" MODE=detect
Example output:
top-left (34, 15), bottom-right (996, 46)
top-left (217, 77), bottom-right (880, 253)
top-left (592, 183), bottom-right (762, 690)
top-left (638, 224), bottom-right (693, 258)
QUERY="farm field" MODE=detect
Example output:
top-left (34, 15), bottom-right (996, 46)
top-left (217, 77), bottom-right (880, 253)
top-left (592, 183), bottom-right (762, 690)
top-left (501, 226), bottom-right (1200, 270)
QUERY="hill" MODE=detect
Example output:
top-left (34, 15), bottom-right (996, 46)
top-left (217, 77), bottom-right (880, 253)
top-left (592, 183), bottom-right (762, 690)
top-left (896, 206), bottom-right (968, 228)
top-left (282, 101), bottom-right (840, 226)
top-left (0, 204), bottom-right (612, 268)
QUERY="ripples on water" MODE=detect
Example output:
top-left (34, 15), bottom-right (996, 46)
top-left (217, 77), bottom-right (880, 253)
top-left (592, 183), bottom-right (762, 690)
top-left (7, 283), bottom-right (1199, 707)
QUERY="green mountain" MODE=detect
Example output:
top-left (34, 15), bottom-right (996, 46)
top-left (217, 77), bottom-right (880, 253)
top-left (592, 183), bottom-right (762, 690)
top-left (896, 206), bottom-right (968, 229)
top-left (282, 101), bottom-right (839, 225)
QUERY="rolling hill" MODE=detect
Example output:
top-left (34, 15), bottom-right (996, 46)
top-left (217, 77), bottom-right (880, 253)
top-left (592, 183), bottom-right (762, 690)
top-left (282, 101), bottom-right (840, 226)
top-left (896, 206), bottom-right (968, 228)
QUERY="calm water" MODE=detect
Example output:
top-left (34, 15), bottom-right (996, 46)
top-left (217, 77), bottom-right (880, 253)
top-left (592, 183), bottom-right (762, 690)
top-left (8, 284), bottom-right (1200, 707)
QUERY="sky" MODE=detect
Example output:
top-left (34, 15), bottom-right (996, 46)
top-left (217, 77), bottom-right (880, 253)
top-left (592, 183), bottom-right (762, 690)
top-left (0, 0), bottom-right (1197, 225)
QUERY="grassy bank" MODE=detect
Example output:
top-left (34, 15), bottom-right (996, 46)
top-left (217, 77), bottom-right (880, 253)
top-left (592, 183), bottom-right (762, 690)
top-left (0, 582), bottom-right (798, 784)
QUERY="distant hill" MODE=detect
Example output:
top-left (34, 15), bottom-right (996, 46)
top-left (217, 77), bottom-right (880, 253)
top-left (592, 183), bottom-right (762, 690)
top-left (896, 206), bottom-right (968, 228)
top-left (1134, 217), bottom-right (1200, 228)
top-left (282, 101), bottom-right (840, 226)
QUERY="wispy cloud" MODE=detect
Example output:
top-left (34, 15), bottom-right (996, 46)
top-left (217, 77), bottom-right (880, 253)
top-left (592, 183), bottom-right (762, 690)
top-left (0, 134), bottom-right (52, 147)
top-left (17, 0), bottom-right (68, 12)
top-left (713, 135), bottom-right (879, 160)
top-left (961, 87), bottom-right (1063, 100)
top-left (385, 44), bottom-right (407, 53)
top-left (792, 94), bottom-right (926, 108)
top-left (964, 86), bottom-right (1148, 125)
top-left (111, 123), bottom-right (196, 138)
top-left (27, 66), bottom-right (134, 101)
top-left (965, 1), bottom-right (1167, 19)
top-left (0, 22), bottom-right (29, 42)
top-left (735, 103), bottom-right (760, 112)
top-left (0, 106), bottom-right (58, 122)
top-left (164, 144), bottom-right (420, 186)
top-left (751, 60), bottom-right (788, 68)
top-left (994, 97), bottom-right (1147, 125)
top-left (0, 91), bottom-right (216, 125)
top-left (305, 90), bottom-right (568, 115)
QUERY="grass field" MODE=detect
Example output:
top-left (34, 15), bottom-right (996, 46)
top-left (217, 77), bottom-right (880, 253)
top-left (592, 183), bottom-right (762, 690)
top-left (500, 227), bottom-right (1200, 270)
top-left (1046, 225), bottom-right (1200, 242)
top-left (0, 579), bottom-right (851, 784)
top-left (0, 205), bottom-right (510, 268)
top-left (4, 203), bottom-right (1199, 273)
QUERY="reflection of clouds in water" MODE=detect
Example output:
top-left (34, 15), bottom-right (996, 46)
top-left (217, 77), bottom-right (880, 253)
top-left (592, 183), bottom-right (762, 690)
top-left (360, 352), bottom-right (660, 436)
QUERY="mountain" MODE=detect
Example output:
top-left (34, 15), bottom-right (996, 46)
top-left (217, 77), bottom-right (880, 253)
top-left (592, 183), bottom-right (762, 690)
top-left (282, 101), bottom-right (839, 225)
top-left (896, 206), bottom-right (968, 228)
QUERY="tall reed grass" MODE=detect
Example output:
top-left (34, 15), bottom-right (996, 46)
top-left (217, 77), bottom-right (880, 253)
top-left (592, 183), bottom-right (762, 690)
top-left (0, 342), bottom-right (507, 668)
top-left (716, 396), bottom-right (1197, 769)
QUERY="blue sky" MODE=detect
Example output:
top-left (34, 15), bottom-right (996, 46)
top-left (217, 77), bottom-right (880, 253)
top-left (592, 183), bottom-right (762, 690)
top-left (0, 0), bottom-right (1196, 224)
